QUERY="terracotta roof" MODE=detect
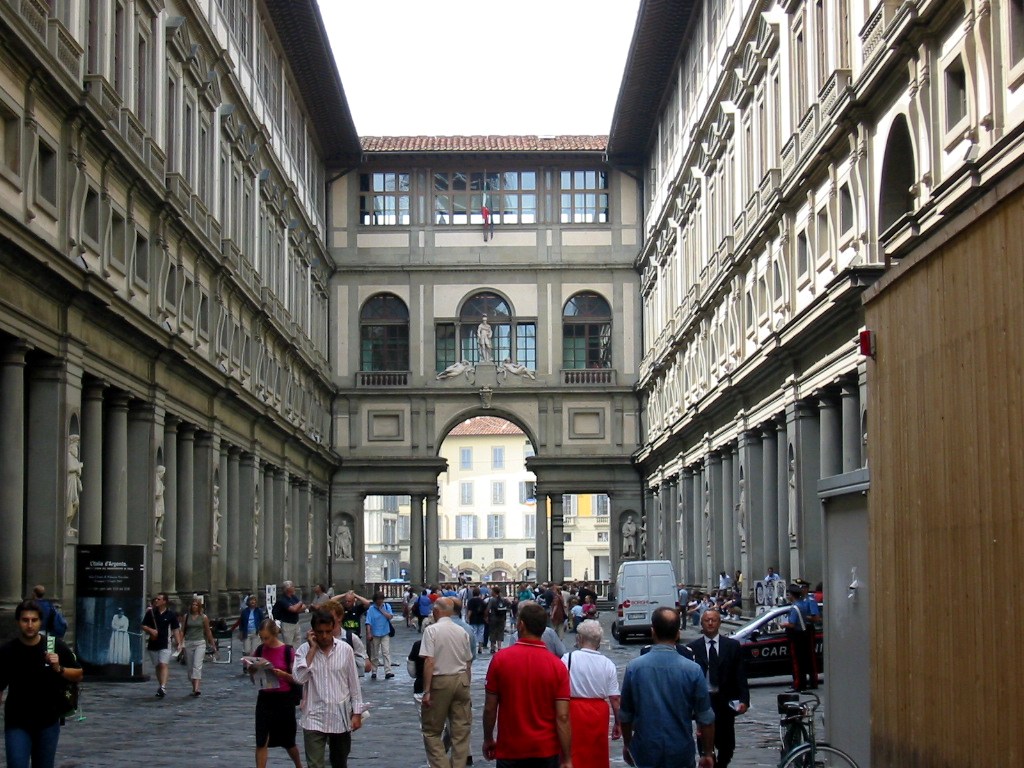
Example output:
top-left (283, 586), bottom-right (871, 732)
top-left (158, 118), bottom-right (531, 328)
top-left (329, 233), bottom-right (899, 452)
top-left (607, 0), bottom-right (698, 164)
top-left (263, 1), bottom-right (361, 167)
top-left (448, 417), bottom-right (526, 437)
top-left (361, 135), bottom-right (608, 153)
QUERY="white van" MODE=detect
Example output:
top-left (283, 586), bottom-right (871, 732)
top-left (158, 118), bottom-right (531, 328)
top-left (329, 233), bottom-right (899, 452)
top-left (611, 560), bottom-right (679, 643)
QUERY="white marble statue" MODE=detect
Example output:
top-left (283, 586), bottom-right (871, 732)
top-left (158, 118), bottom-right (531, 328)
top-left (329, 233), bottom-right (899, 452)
top-left (252, 491), bottom-right (261, 556)
top-left (736, 478), bottom-right (747, 554)
top-left (212, 483), bottom-right (221, 551)
top-left (283, 517), bottom-right (291, 558)
top-left (307, 505), bottom-right (314, 562)
top-left (436, 358), bottom-right (474, 380)
top-left (154, 465), bottom-right (166, 542)
top-left (788, 458), bottom-right (798, 546)
top-left (336, 520), bottom-right (353, 561)
top-left (499, 358), bottom-right (536, 380)
top-left (66, 434), bottom-right (82, 537)
top-left (621, 515), bottom-right (637, 557)
top-left (477, 316), bottom-right (493, 362)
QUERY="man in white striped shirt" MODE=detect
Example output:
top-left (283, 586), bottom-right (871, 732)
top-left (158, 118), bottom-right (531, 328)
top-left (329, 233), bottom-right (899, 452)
top-left (293, 611), bottom-right (366, 768)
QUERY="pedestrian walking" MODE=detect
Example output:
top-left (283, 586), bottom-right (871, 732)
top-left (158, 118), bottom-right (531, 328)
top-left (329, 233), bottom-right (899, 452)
top-left (141, 592), bottom-right (183, 698)
top-left (272, 581), bottom-right (307, 649)
top-left (466, 588), bottom-right (487, 653)
top-left (482, 601), bottom-right (573, 767)
top-left (619, 606), bottom-right (715, 768)
top-left (562, 619), bottom-right (621, 766)
top-left (484, 587), bottom-right (510, 653)
top-left (247, 619), bottom-right (303, 768)
top-left (0, 599), bottom-right (83, 768)
top-left (292, 611), bottom-right (366, 768)
top-left (364, 592), bottom-right (395, 680)
top-left (419, 597), bottom-right (474, 768)
top-left (416, 589), bottom-right (433, 632)
top-left (781, 584), bottom-right (818, 691)
top-left (235, 595), bottom-right (265, 655)
top-left (181, 596), bottom-right (218, 696)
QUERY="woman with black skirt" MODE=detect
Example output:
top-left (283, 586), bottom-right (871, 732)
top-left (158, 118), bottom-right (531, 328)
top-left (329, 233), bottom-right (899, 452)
top-left (246, 619), bottom-right (302, 768)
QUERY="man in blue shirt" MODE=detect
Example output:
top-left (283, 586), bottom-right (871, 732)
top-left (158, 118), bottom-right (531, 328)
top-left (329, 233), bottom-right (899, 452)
top-left (619, 607), bottom-right (715, 768)
top-left (781, 584), bottom-right (819, 690)
top-left (364, 592), bottom-right (395, 680)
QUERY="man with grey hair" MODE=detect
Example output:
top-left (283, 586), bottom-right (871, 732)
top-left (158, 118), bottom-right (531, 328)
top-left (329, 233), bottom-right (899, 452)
top-left (273, 580), bottom-right (307, 647)
top-left (561, 619), bottom-right (621, 765)
top-left (420, 597), bottom-right (473, 768)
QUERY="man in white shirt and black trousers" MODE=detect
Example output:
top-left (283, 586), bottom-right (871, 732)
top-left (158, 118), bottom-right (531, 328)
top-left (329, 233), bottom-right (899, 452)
top-left (687, 609), bottom-right (749, 768)
top-left (293, 611), bottom-right (366, 768)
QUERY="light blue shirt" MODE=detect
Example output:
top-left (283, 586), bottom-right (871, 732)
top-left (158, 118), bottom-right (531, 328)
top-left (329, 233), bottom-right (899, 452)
top-left (620, 644), bottom-right (714, 767)
top-left (450, 615), bottom-right (477, 655)
top-left (365, 603), bottom-right (393, 636)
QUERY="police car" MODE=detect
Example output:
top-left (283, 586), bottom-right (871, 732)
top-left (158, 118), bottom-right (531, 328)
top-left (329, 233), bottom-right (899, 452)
top-left (728, 605), bottom-right (824, 679)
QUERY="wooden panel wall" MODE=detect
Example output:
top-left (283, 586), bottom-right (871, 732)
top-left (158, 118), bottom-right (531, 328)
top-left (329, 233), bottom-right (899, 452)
top-left (865, 189), bottom-right (1024, 765)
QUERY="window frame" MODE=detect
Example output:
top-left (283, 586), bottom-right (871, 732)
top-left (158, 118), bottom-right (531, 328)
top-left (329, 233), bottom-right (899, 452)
top-left (359, 171), bottom-right (411, 226)
top-left (562, 291), bottom-right (613, 370)
top-left (559, 169), bottom-right (610, 224)
top-left (359, 293), bottom-right (410, 372)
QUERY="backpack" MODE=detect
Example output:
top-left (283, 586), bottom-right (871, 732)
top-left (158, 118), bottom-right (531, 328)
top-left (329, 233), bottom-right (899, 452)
top-left (43, 601), bottom-right (68, 638)
top-left (47, 636), bottom-right (79, 719)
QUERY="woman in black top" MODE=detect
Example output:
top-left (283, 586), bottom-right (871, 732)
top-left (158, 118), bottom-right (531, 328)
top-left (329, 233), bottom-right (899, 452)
top-left (0, 599), bottom-right (83, 768)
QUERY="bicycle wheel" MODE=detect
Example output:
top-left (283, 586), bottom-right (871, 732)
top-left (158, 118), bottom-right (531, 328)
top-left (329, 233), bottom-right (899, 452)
top-left (780, 743), bottom-right (859, 768)
top-left (780, 721), bottom-right (810, 756)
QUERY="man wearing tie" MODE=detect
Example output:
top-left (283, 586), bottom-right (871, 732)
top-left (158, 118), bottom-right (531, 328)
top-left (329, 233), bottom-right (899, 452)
top-left (687, 609), bottom-right (749, 768)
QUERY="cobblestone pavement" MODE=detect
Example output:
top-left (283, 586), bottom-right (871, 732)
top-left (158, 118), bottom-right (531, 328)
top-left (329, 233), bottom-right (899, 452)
top-left (5, 612), bottom-right (818, 767)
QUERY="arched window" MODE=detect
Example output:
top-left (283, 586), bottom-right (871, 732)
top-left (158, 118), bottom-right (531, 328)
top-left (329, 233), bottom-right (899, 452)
top-left (562, 292), bottom-right (611, 369)
top-left (878, 115), bottom-right (916, 234)
top-left (360, 293), bottom-right (409, 371)
top-left (435, 291), bottom-right (536, 370)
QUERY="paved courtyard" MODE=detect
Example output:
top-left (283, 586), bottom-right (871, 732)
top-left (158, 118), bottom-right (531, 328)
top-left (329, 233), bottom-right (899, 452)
top-left (13, 612), bottom-right (815, 767)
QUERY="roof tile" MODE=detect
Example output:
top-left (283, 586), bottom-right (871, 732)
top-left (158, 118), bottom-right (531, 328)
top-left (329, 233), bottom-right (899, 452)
top-left (448, 416), bottom-right (526, 437)
top-left (361, 135), bottom-right (607, 153)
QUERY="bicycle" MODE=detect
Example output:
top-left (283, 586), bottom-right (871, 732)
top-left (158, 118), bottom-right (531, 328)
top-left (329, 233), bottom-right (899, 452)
top-left (776, 692), bottom-right (859, 768)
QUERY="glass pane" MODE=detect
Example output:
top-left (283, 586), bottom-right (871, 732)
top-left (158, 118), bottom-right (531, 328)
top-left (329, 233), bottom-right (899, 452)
top-left (561, 171), bottom-right (571, 189)
top-left (486, 172), bottom-right (500, 192)
top-left (398, 173), bottom-right (410, 191)
top-left (452, 172), bottom-right (467, 191)
top-left (503, 172), bottom-right (518, 190)
top-left (435, 195), bottom-right (449, 224)
top-left (434, 173), bottom-right (448, 191)
top-left (470, 172), bottom-right (484, 191)
top-left (522, 172), bottom-right (536, 190)
top-left (575, 170), bottom-right (586, 188)
top-left (359, 174), bottom-right (370, 192)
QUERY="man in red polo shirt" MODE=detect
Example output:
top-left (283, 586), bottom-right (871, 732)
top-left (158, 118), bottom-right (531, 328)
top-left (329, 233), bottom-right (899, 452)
top-left (482, 601), bottom-right (572, 768)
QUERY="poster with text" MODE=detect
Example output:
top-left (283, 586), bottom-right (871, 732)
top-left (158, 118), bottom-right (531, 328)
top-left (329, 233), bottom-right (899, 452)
top-left (75, 545), bottom-right (147, 676)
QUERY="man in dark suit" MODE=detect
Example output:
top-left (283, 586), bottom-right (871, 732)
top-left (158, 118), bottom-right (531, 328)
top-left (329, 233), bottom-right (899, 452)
top-left (687, 608), bottom-right (749, 768)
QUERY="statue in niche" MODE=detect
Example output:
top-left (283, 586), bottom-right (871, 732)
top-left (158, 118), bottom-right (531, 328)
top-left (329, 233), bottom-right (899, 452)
top-left (212, 484), bottom-right (222, 551)
top-left (703, 485), bottom-right (712, 557)
top-left (639, 512), bottom-right (648, 557)
top-left (283, 517), bottom-right (291, 559)
top-left (621, 515), bottom-right (638, 557)
top-left (66, 434), bottom-right (83, 537)
top-left (736, 478), bottom-right (747, 554)
top-left (335, 520), bottom-right (353, 561)
top-left (788, 457), bottom-right (799, 546)
top-left (252, 490), bottom-right (261, 556)
top-left (499, 358), bottom-right (536, 380)
top-left (436, 359), bottom-right (475, 381)
top-left (477, 316), bottom-right (493, 362)
top-left (307, 505), bottom-right (314, 562)
top-left (154, 465), bottom-right (166, 542)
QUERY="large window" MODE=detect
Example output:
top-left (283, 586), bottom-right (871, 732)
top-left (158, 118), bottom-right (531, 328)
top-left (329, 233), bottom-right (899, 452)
top-left (456, 515), bottom-right (477, 539)
top-left (434, 170), bottom-right (536, 225)
top-left (594, 494), bottom-right (610, 517)
top-left (492, 481), bottom-right (505, 505)
top-left (359, 172), bottom-right (410, 225)
top-left (560, 170), bottom-right (609, 223)
top-left (436, 292), bottom-right (536, 370)
top-left (460, 482), bottom-right (474, 505)
top-left (492, 446), bottom-right (505, 469)
top-left (563, 292), bottom-right (612, 369)
top-left (487, 514), bottom-right (505, 538)
top-left (460, 447), bottom-right (473, 470)
top-left (524, 513), bottom-right (536, 538)
top-left (359, 294), bottom-right (409, 371)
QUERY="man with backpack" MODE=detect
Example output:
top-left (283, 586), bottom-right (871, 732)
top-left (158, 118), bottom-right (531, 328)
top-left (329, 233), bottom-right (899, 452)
top-left (32, 585), bottom-right (68, 638)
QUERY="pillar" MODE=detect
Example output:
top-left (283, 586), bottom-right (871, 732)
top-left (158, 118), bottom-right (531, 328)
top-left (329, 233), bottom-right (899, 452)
top-left (664, 477), bottom-right (680, 571)
top-left (739, 430), bottom-right (764, 593)
top-left (681, 468), bottom-right (695, 583)
top-left (127, 402), bottom-right (156, 546)
top-left (550, 493), bottom-right (564, 584)
top-left (425, 494), bottom-right (439, 585)
top-left (761, 424), bottom-right (780, 578)
top-left (0, 342), bottom-right (29, 606)
top-left (162, 418), bottom-right (179, 592)
top-left (238, 453), bottom-right (257, 593)
top-left (819, 393), bottom-right (842, 478)
top-left (213, 444), bottom-right (229, 600)
top-left (841, 381), bottom-right (862, 471)
top-left (788, 401), bottom-right (822, 581)
top-left (192, 432), bottom-right (215, 593)
top-left (227, 448), bottom-right (241, 591)
top-left (80, 380), bottom-right (105, 545)
top-left (298, 480), bottom-right (311, 591)
top-left (536, 494), bottom-right (549, 583)
top-left (409, 494), bottom-right (424, 587)
top-left (721, 449), bottom-right (735, 576)
top-left (776, 419), bottom-right (790, 579)
top-left (175, 424), bottom-right (195, 591)
top-left (262, 465), bottom-right (275, 588)
top-left (709, 453), bottom-right (723, 578)
top-left (645, 485), bottom-right (659, 559)
top-left (102, 392), bottom-right (130, 544)
top-left (692, 464), bottom-right (704, 585)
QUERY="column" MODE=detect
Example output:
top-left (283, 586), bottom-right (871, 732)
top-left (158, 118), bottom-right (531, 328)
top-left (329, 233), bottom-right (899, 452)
top-left (238, 453), bottom-right (257, 593)
top-left (298, 480), bottom-right (311, 590)
top-left (681, 468), bottom-right (695, 583)
top-left (841, 381), bottom-right (862, 471)
top-left (709, 453), bottom-right (723, 578)
top-left (227, 448), bottom-right (241, 591)
top-left (175, 424), bottom-right (195, 591)
top-left (819, 393), bottom-right (842, 478)
top-left (25, 359), bottom-right (65, 591)
top-left (535, 493), bottom-right (549, 583)
top-left (192, 432), bottom-right (215, 593)
top-left (213, 444), bottom-right (229, 599)
top-left (162, 418), bottom-right (179, 592)
top-left (664, 477), bottom-right (680, 571)
top-left (425, 494), bottom-right (439, 585)
top-left (549, 493), bottom-right (564, 584)
top-left (761, 424), bottom-right (780, 577)
top-left (262, 466), bottom-right (275, 588)
top-left (0, 342), bottom-right (28, 606)
top-left (788, 401), bottom-right (822, 580)
top-left (126, 402), bottom-right (156, 546)
top-left (80, 380), bottom-right (105, 545)
top-left (288, 478), bottom-right (301, 584)
top-left (409, 494), bottom-right (425, 587)
top-left (311, 488), bottom-right (327, 588)
top-left (645, 485), bottom-right (659, 559)
top-left (102, 392), bottom-right (130, 544)
top-left (776, 419), bottom-right (790, 580)
top-left (692, 464), bottom-right (705, 585)
top-left (721, 449), bottom-right (735, 575)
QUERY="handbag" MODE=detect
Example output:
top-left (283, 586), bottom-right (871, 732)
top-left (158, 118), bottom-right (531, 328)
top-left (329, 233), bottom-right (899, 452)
top-left (389, 620), bottom-right (396, 638)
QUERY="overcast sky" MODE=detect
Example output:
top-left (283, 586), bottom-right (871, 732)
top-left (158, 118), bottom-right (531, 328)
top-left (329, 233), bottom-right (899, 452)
top-left (317, 0), bottom-right (642, 137)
